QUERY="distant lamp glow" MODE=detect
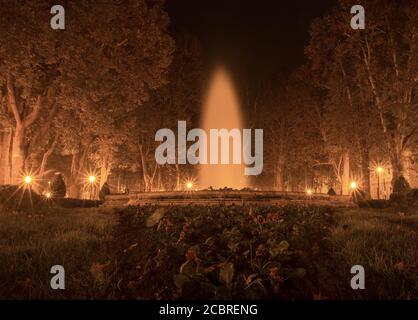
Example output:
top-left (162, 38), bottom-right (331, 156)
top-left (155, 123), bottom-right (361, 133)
top-left (88, 175), bottom-right (96, 183)
top-left (306, 189), bottom-right (313, 195)
top-left (186, 181), bottom-right (193, 190)
top-left (350, 181), bottom-right (358, 190)
top-left (376, 166), bottom-right (383, 173)
top-left (45, 192), bottom-right (51, 199)
top-left (24, 175), bottom-right (32, 185)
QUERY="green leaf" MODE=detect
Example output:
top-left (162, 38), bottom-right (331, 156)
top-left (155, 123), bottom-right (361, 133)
top-left (278, 240), bottom-right (289, 252)
top-left (269, 240), bottom-right (289, 257)
top-left (174, 274), bottom-right (190, 290)
top-left (180, 260), bottom-right (196, 275)
top-left (219, 262), bottom-right (234, 285)
top-left (291, 268), bottom-right (307, 279)
top-left (145, 208), bottom-right (165, 227)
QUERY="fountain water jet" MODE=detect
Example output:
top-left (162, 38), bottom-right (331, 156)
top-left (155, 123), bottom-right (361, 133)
top-left (199, 67), bottom-right (248, 189)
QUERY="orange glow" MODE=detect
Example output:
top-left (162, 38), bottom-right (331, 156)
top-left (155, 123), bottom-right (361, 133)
top-left (350, 181), bottom-right (358, 190)
top-left (199, 67), bottom-right (248, 189)
top-left (24, 176), bottom-right (32, 184)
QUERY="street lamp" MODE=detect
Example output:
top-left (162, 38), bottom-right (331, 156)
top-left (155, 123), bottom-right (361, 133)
top-left (186, 181), bottom-right (193, 190)
top-left (45, 192), bottom-right (51, 199)
top-left (24, 176), bottom-right (32, 185)
top-left (306, 189), bottom-right (313, 196)
top-left (350, 181), bottom-right (358, 190)
top-left (376, 166), bottom-right (384, 199)
top-left (88, 175), bottom-right (96, 200)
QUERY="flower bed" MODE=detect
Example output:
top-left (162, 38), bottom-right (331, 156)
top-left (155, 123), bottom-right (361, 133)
top-left (106, 204), bottom-right (337, 299)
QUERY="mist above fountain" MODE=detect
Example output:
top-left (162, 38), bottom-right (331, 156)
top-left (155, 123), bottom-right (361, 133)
top-left (199, 67), bottom-right (249, 190)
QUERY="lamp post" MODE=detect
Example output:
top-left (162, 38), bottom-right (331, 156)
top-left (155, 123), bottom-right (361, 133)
top-left (24, 176), bottom-right (32, 185)
top-left (23, 175), bottom-right (33, 191)
top-left (376, 166), bottom-right (383, 199)
top-left (88, 175), bottom-right (96, 200)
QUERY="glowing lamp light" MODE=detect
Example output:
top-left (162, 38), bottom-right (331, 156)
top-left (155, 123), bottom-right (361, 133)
top-left (306, 189), bottom-right (313, 195)
top-left (186, 181), bottom-right (193, 190)
top-left (24, 176), bottom-right (32, 185)
top-left (88, 175), bottom-right (96, 183)
top-left (350, 181), bottom-right (358, 190)
top-left (376, 166), bottom-right (383, 173)
top-left (45, 192), bottom-right (51, 199)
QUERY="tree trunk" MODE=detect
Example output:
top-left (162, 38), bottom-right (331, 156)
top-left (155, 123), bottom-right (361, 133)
top-left (139, 145), bottom-right (150, 191)
top-left (360, 148), bottom-right (371, 199)
top-left (7, 78), bottom-right (42, 185)
top-left (157, 167), bottom-right (162, 191)
top-left (100, 156), bottom-right (110, 189)
top-left (390, 149), bottom-right (406, 187)
top-left (11, 126), bottom-right (25, 184)
top-left (68, 153), bottom-right (80, 198)
top-left (39, 137), bottom-right (58, 178)
top-left (68, 146), bottom-right (89, 198)
top-left (275, 122), bottom-right (286, 191)
top-left (0, 128), bottom-right (13, 184)
top-left (275, 159), bottom-right (284, 191)
top-left (342, 149), bottom-right (350, 195)
top-left (175, 163), bottom-right (180, 191)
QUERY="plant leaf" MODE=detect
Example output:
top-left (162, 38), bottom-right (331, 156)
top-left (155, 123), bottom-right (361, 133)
top-left (145, 208), bottom-right (165, 227)
top-left (219, 262), bottom-right (234, 285)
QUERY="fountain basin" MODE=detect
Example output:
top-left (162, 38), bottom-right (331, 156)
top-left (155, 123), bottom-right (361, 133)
top-left (103, 190), bottom-right (353, 208)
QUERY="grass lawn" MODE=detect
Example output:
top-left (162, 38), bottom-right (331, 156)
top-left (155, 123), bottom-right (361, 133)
top-left (0, 206), bottom-right (416, 299)
top-left (331, 208), bottom-right (418, 299)
top-left (0, 208), bottom-right (116, 299)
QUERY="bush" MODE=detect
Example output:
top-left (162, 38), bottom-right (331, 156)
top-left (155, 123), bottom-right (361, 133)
top-left (327, 188), bottom-right (337, 196)
top-left (0, 185), bottom-right (45, 214)
top-left (406, 188), bottom-right (418, 208)
top-left (390, 176), bottom-right (412, 210)
top-left (99, 182), bottom-right (110, 201)
top-left (357, 199), bottom-right (391, 209)
top-left (55, 198), bottom-right (103, 208)
top-left (392, 175), bottom-right (411, 193)
top-left (51, 174), bottom-right (66, 198)
top-left (106, 204), bottom-right (337, 300)
top-left (351, 189), bottom-right (367, 203)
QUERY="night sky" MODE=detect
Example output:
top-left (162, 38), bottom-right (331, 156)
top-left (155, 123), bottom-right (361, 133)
top-left (167, 0), bottom-right (337, 83)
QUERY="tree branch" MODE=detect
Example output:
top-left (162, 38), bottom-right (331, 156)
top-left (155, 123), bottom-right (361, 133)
top-left (23, 95), bottom-right (42, 128)
top-left (6, 77), bottom-right (22, 127)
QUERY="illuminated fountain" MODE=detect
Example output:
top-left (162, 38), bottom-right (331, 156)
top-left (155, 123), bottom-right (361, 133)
top-left (103, 68), bottom-right (352, 207)
top-left (199, 67), bottom-right (248, 189)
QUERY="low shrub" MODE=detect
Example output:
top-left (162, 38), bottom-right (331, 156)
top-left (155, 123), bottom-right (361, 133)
top-left (55, 198), bottom-right (103, 208)
top-left (351, 189), bottom-right (367, 203)
top-left (390, 192), bottom-right (409, 210)
top-left (392, 175), bottom-right (411, 193)
top-left (406, 188), bottom-right (418, 208)
top-left (357, 199), bottom-right (391, 209)
top-left (99, 183), bottom-right (110, 201)
top-left (0, 185), bottom-right (46, 214)
top-left (106, 204), bottom-right (337, 300)
top-left (50, 174), bottom-right (66, 198)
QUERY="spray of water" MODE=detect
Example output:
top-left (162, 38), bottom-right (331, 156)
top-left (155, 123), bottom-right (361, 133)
top-left (199, 67), bottom-right (248, 189)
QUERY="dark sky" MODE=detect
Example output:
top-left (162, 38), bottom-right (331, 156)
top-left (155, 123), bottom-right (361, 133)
top-left (167, 0), bottom-right (337, 84)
